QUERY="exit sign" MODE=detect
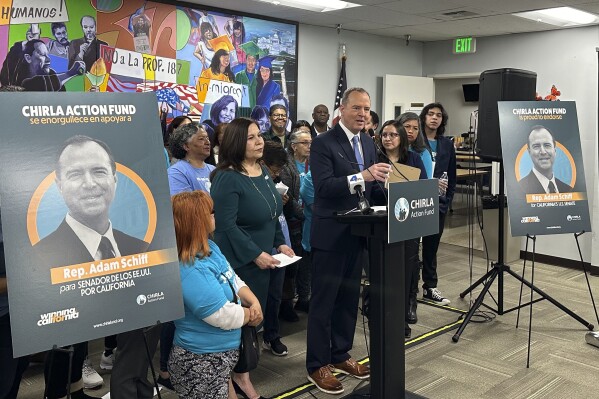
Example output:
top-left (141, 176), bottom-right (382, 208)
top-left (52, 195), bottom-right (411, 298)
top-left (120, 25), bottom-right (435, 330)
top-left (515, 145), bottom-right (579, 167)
top-left (453, 37), bottom-right (476, 54)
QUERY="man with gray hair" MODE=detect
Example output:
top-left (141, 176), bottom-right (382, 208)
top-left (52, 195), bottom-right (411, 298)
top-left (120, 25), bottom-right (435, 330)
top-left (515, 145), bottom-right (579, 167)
top-left (306, 87), bottom-right (390, 394)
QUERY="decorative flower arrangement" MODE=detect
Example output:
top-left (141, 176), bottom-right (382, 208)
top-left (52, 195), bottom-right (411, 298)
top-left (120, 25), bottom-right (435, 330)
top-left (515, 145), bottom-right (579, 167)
top-left (535, 85), bottom-right (561, 101)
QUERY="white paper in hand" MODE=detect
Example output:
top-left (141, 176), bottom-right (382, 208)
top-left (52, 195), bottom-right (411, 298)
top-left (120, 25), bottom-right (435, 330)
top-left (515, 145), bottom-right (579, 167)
top-left (272, 253), bottom-right (301, 267)
top-left (275, 182), bottom-right (289, 195)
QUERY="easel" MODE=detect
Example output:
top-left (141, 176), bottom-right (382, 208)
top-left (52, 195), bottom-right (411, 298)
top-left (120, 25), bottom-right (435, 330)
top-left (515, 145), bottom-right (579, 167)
top-left (516, 232), bottom-right (599, 367)
top-left (452, 164), bottom-right (594, 344)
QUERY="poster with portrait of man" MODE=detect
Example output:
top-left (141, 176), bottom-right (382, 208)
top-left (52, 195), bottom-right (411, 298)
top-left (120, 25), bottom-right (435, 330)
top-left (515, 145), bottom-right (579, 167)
top-left (0, 92), bottom-right (183, 357)
top-left (498, 101), bottom-right (591, 237)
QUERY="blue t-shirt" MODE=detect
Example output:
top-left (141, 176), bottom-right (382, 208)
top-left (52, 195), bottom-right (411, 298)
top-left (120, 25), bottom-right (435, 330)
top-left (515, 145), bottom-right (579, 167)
top-left (173, 240), bottom-right (241, 354)
top-left (168, 160), bottom-right (216, 196)
top-left (410, 147), bottom-right (434, 179)
top-left (299, 171), bottom-right (314, 252)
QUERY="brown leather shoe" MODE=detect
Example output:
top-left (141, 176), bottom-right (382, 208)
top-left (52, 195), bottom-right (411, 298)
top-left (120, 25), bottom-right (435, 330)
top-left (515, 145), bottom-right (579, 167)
top-left (332, 358), bottom-right (370, 379)
top-left (307, 365), bottom-right (344, 394)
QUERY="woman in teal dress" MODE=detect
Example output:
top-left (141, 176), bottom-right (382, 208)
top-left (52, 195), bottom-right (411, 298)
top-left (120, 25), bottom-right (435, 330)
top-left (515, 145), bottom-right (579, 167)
top-left (210, 117), bottom-right (294, 399)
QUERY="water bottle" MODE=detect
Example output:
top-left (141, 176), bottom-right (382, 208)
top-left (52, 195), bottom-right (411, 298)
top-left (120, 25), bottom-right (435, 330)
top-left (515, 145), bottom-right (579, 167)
top-left (439, 172), bottom-right (448, 197)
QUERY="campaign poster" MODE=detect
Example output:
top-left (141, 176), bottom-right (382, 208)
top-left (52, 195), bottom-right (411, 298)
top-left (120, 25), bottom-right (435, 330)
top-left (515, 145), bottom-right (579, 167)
top-left (0, 92), bottom-right (184, 357)
top-left (498, 101), bottom-right (591, 237)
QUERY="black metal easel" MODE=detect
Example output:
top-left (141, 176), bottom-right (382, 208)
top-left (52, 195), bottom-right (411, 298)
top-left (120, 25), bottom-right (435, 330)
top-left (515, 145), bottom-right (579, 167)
top-left (144, 322), bottom-right (163, 399)
top-left (452, 163), bottom-right (594, 343)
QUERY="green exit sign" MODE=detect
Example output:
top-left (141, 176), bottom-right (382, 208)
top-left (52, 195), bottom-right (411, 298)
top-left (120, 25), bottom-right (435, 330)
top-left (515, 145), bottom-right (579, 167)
top-left (453, 37), bottom-right (476, 54)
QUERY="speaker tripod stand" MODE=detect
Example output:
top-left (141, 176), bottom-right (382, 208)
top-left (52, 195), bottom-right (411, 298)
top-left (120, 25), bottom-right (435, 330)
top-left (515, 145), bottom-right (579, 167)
top-left (452, 164), bottom-right (594, 343)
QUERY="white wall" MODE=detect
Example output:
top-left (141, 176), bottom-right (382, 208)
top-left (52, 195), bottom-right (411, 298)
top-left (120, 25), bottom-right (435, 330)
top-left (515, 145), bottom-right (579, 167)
top-left (296, 24), bottom-right (424, 122)
top-left (423, 26), bottom-right (599, 263)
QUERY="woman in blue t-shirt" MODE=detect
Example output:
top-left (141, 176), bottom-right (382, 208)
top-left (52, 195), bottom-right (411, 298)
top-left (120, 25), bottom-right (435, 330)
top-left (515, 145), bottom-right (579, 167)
top-left (168, 191), bottom-right (262, 399)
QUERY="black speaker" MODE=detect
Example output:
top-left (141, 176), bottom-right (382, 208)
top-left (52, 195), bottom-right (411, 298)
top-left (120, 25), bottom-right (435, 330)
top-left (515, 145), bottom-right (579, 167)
top-left (476, 68), bottom-right (537, 161)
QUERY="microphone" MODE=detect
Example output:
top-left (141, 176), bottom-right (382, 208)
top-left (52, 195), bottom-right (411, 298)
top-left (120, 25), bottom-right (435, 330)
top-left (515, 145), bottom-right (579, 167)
top-left (355, 183), bottom-right (372, 214)
top-left (373, 141), bottom-right (411, 182)
top-left (338, 152), bottom-right (386, 210)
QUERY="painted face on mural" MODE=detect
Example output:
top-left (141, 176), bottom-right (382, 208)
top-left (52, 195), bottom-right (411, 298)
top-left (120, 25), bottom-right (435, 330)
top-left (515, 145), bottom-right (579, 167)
top-left (260, 66), bottom-right (270, 82)
top-left (219, 101), bottom-right (236, 123)
top-left (53, 26), bottom-right (69, 45)
top-left (81, 16), bottom-right (97, 42)
top-left (246, 55), bottom-right (256, 73)
top-left (25, 42), bottom-right (51, 76)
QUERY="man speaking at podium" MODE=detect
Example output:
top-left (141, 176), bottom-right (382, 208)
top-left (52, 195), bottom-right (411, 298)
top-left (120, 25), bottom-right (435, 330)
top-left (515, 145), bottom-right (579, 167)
top-left (306, 87), bottom-right (390, 394)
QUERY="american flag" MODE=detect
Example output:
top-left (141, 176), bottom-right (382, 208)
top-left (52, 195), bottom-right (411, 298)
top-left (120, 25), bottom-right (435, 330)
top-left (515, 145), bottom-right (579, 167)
top-left (332, 55), bottom-right (347, 126)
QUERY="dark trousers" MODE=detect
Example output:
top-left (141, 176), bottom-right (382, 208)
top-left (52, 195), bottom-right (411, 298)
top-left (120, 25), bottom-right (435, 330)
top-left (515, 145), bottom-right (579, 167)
top-left (306, 245), bottom-right (363, 374)
top-left (105, 335), bottom-right (117, 351)
top-left (110, 325), bottom-right (161, 399)
top-left (295, 249), bottom-right (311, 302)
top-left (282, 227), bottom-right (302, 301)
top-left (264, 266), bottom-right (285, 342)
top-left (44, 341), bottom-right (86, 399)
top-left (421, 211), bottom-right (447, 289)
top-left (0, 313), bottom-right (29, 399)
top-left (159, 322), bottom-right (175, 372)
top-left (404, 238), bottom-right (420, 313)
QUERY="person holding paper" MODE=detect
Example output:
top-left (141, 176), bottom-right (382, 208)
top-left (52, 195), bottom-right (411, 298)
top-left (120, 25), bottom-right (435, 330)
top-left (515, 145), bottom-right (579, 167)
top-left (210, 117), bottom-right (294, 399)
top-left (306, 87), bottom-right (389, 394)
top-left (373, 120), bottom-right (427, 337)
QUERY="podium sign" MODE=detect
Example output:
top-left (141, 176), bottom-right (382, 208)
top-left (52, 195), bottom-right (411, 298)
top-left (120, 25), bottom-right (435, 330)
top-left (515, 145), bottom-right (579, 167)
top-left (388, 179), bottom-right (439, 243)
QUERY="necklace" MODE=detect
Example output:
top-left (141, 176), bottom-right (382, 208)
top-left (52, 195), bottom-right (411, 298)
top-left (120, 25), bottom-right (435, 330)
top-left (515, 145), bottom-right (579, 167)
top-left (247, 171), bottom-right (278, 220)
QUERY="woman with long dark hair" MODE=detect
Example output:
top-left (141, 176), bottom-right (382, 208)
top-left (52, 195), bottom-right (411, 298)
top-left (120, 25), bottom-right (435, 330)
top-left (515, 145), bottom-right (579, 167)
top-left (210, 117), bottom-right (294, 399)
top-left (200, 48), bottom-right (235, 82)
top-left (193, 22), bottom-right (216, 71)
top-left (255, 56), bottom-right (281, 108)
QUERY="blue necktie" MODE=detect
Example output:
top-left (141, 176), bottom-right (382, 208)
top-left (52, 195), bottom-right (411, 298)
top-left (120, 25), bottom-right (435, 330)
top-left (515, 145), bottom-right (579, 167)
top-left (352, 135), bottom-right (364, 171)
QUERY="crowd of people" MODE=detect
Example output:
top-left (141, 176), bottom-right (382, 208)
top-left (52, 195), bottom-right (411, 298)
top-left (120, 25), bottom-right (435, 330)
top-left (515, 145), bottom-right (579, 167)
top-left (0, 89), bottom-right (457, 398)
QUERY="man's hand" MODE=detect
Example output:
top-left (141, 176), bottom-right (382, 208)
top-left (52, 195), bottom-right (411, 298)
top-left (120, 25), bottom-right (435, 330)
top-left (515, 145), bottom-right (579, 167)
top-left (438, 178), bottom-right (448, 193)
top-left (254, 251), bottom-right (280, 269)
top-left (78, 42), bottom-right (90, 59)
top-left (362, 163), bottom-right (391, 182)
top-left (281, 193), bottom-right (289, 205)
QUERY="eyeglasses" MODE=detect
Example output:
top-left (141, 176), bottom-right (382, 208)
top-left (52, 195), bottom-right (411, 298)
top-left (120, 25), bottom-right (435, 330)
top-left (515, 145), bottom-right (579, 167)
top-left (381, 133), bottom-right (399, 139)
top-left (271, 114), bottom-right (287, 119)
top-left (293, 141), bottom-right (312, 146)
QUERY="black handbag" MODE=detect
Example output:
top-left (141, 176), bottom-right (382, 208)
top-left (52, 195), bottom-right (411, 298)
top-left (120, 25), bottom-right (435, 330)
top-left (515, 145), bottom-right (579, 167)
top-left (223, 274), bottom-right (260, 373)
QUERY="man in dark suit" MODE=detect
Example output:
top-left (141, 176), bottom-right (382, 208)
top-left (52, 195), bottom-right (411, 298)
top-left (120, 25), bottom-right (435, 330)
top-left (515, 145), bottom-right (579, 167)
top-left (68, 15), bottom-right (108, 72)
top-left (35, 135), bottom-right (152, 399)
top-left (519, 125), bottom-right (573, 194)
top-left (306, 88), bottom-right (390, 394)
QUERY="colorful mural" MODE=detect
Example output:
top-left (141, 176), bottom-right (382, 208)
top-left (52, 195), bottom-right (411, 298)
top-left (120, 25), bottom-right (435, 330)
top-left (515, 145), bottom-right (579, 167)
top-left (0, 0), bottom-right (298, 127)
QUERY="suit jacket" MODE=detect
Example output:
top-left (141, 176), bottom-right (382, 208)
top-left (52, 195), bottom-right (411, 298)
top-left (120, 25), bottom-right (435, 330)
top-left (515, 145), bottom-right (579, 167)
top-left (426, 135), bottom-right (456, 214)
top-left (310, 124), bottom-right (377, 252)
top-left (34, 218), bottom-right (149, 269)
top-left (68, 37), bottom-right (108, 72)
top-left (519, 171), bottom-right (572, 195)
